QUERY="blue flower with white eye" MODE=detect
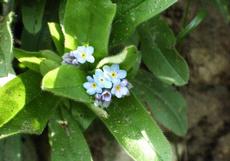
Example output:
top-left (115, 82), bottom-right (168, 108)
top-left (62, 51), bottom-right (79, 65)
top-left (111, 80), bottom-right (129, 98)
top-left (83, 76), bottom-right (102, 95)
top-left (93, 69), bottom-right (112, 89)
top-left (103, 64), bottom-right (127, 83)
top-left (75, 46), bottom-right (95, 64)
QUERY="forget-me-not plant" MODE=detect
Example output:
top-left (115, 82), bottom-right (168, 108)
top-left (83, 64), bottom-right (132, 108)
top-left (62, 45), bottom-right (95, 65)
top-left (93, 69), bottom-right (112, 89)
top-left (103, 64), bottom-right (127, 83)
top-left (83, 76), bottom-right (102, 95)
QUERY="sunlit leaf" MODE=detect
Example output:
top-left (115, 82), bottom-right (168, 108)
top-left (111, 0), bottom-right (177, 46)
top-left (132, 70), bottom-right (188, 136)
top-left (0, 71), bottom-right (42, 128)
top-left (139, 18), bottom-right (189, 86)
top-left (63, 0), bottom-right (116, 60)
top-left (0, 93), bottom-right (58, 139)
top-left (48, 22), bottom-right (64, 55)
top-left (94, 94), bottom-right (172, 161)
top-left (42, 65), bottom-right (90, 103)
top-left (49, 108), bottom-right (92, 161)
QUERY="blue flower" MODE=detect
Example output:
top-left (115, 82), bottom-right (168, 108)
top-left (94, 90), bottom-right (112, 108)
top-left (121, 79), bottom-right (133, 89)
top-left (75, 46), bottom-right (95, 64)
top-left (103, 64), bottom-right (127, 83)
top-left (93, 69), bottom-right (112, 89)
top-left (111, 80), bottom-right (129, 98)
top-left (83, 76), bottom-right (102, 95)
top-left (62, 51), bottom-right (79, 65)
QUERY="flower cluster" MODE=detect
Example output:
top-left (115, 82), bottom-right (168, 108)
top-left (62, 45), bottom-right (95, 65)
top-left (83, 64), bottom-right (132, 108)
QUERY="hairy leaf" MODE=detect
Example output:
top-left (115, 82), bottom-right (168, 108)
top-left (70, 101), bottom-right (95, 130)
top-left (132, 70), bottom-right (188, 136)
top-left (48, 22), bottom-right (64, 55)
top-left (111, 0), bottom-right (177, 45)
top-left (139, 18), bottom-right (189, 86)
top-left (96, 95), bottom-right (172, 161)
top-left (63, 0), bottom-right (116, 60)
top-left (49, 108), bottom-right (92, 161)
top-left (0, 71), bottom-right (42, 127)
top-left (14, 48), bottom-right (61, 72)
top-left (96, 45), bottom-right (140, 75)
top-left (21, 0), bottom-right (46, 34)
top-left (0, 93), bottom-right (58, 139)
top-left (42, 65), bottom-right (90, 103)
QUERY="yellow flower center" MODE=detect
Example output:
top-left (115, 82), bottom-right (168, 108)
top-left (91, 83), bottom-right (97, 88)
top-left (111, 72), bottom-right (117, 78)
top-left (81, 52), bottom-right (86, 59)
top-left (115, 85), bottom-right (121, 91)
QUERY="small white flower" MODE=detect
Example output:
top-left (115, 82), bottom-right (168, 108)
top-left (75, 46), bottom-right (95, 64)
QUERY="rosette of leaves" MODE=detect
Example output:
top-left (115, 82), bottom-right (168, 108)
top-left (0, 0), bottom-right (189, 161)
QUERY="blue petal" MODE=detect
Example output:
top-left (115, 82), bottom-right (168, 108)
top-left (121, 87), bottom-right (129, 96)
top-left (86, 55), bottom-right (95, 63)
top-left (86, 46), bottom-right (94, 55)
top-left (118, 70), bottom-right (127, 79)
top-left (104, 80), bottom-right (112, 88)
top-left (86, 76), bottom-right (93, 82)
top-left (95, 69), bottom-right (103, 76)
top-left (96, 87), bottom-right (102, 93)
top-left (111, 64), bottom-right (119, 71)
top-left (87, 88), bottom-right (96, 95)
top-left (77, 46), bottom-right (86, 52)
top-left (103, 65), bottom-right (111, 73)
top-left (83, 82), bottom-right (91, 89)
top-left (115, 91), bottom-right (122, 98)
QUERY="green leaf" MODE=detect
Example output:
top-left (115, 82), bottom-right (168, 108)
top-left (70, 101), bottom-right (95, 130)
top-left (96, 94), bottom-right (172, 161)
top-left (0, 93), bottom-right (58, 139)
top-left (40, 59), bottom-right (60, 76)
top-left (0, 136), bottom-right (21, 161)
top-left (42, 65), bottom-right (90, 103)
top-left (48, 22), bottom-right (64, 55)
top-left (63, 0), bottom-right (116, 60)
top-left (14, 48), bottom-right (61, 72)
top-left (21, 0), bottom-right (46, 34)
top-left (96, 45), bottom-right (141, 75)
top-left (177, 10), bottom-right (207, 43)
top-left (49, 108), bottom-right (92, 161)
top-left (0, 12), bottom-right (14, 77)
top-left (0, 71), bottom-right (42, 128)
top-left (139, 18), bottom-right (189, 86)
top-left (111, 0), bottom-right (177, 46)
top-left (21, 25), bottom-right (53, 51)
top-left (132, 70), bottom-right (187, 136)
